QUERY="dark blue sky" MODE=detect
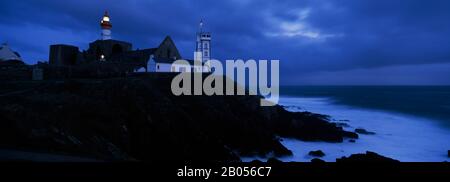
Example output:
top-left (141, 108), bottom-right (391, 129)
top-left (1, 0), bottom-right (450, 85)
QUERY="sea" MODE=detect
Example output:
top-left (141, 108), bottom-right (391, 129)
top-left (251, 86), bottom-right (450, 162)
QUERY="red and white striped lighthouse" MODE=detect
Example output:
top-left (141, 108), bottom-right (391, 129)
top-left (100, 11), bottom-right (112, 40)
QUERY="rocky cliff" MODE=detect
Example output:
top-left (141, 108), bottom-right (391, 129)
top-left (0, 73), bottom-right (357, 161)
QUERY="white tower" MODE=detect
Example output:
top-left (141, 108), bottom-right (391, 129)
top-left (196, 20), bottom-right (211, 62)
top-left (100, 11), bottom-right (112, 40)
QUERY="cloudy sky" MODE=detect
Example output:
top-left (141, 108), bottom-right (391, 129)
top-left (1, 0), bottom-right (450, 85)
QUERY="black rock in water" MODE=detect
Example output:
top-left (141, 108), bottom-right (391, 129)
top-left (355, 128), bottom-right (376, 135)
top-left (309, 150), bottom-right (326, 157)
top-left (336, 151), bottom-right (399, 162)
top-left (349, 139), bottom-right (356, 143)
top-left (335, 122), bottom-right (350, 128)
top-left (448, 150), bottom-right (450, 157)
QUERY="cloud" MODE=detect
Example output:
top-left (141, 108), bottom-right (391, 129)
top-left (0, 0), bottom-right (449, 84)
top-left (265, 8), bottom-right (342, 40)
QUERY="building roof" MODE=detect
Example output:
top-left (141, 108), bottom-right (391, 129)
top-left (152, 58), bottom-right (199, 65)
top-left (0, 43), bottom-right (22, 62)
top-left (0, 60), bottom-right (25, 66)
top-left (50, 44), bottom-right (79, 48)
top-left (153, 36), bottom-right (182, 60)
top-left (89, 39), bottom-right (132, 47)
top-left (153, 57), bottom-right (176, 64)
top-left (137, 48), bottom-right (157, 56)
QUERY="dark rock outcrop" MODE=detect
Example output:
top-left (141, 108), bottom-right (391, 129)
top-left (355, 128), bottom-right (376, 135)
top-left (335, 122), bottom-right (350, 128)
top-left (267, 157), bottom-right (283, 164)
top-left (311, 158), bottom-right (326, 163)
top-left (249, 160), bottom-right (263, 165)
top-left (273, 111), bottom-right (358, 142)
top-left (336, 151), bottom-right (399, 163)
top-left (448, 150), bottom-right (450, 158)
top-left (309, 150), bottom-right (326, 157)
top-left (0, 74), bottom-right (358, 161)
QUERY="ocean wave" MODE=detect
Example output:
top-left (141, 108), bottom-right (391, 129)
top-left (277, 97), bottom-right (450, 162)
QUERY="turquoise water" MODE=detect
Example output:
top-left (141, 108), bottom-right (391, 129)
top-left (281, 86), bottom-right (450, 128)
top-left (267, 86), bottom-right (450, 162)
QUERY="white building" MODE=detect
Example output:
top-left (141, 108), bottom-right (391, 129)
top-left (143, 21), bottom-right (212, 73)
top-left (146, 56), bottom-right (204, 72)
top-left (0, 43), bottom-right (22, 62)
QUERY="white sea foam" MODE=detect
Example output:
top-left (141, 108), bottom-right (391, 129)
top-left (275, 97), bottom-right (450, 162)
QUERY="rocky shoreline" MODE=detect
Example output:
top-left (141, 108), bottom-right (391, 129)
top-left (0, 74), bottom-right (367, 161)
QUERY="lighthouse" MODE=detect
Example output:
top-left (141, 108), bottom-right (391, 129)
top-left (100, 11), bottom-right (112, 40)
top-left (195, 20), bottom-right (211, 63)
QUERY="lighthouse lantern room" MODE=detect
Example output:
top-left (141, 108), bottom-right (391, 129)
top-left (100, 11), bottom-right (112, 40)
